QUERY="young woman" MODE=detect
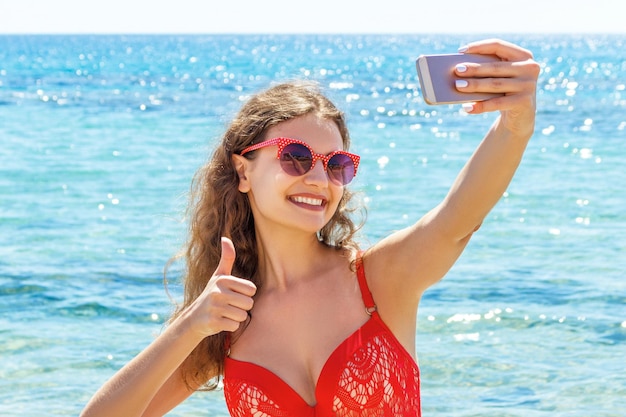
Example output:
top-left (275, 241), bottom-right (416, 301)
top-left (81, 39), bottom-right (539, 417)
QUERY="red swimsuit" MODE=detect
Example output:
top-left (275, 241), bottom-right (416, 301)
top-left (223, 258), bottom-right (421, 417)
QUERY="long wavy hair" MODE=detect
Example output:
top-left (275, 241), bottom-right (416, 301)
top-left (167, 80), bottom-right (364, 390)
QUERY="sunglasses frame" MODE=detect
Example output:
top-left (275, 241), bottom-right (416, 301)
top-left (239, 137), bottom-right (360, 185)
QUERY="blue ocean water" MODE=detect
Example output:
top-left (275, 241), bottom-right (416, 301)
top-left (1, 34), bottom-right (625, 416)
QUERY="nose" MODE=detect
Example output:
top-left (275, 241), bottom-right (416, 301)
top-left (303, 159), bottom-right (329, 186)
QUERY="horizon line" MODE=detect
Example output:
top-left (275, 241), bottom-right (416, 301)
top-left (1, 31), bottom-right (624, 36)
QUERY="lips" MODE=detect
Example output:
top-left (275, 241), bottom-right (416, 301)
top-left (289, 195), bottom-right (326, 207)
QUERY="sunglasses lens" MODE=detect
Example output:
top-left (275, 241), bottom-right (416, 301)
top-left (280, 143), bottom-right (312, 176)
top-left (327, 153), bottom-right (355, 185)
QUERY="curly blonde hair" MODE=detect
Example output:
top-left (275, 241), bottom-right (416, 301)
top-left (167, 81), bottom-right (363, 390)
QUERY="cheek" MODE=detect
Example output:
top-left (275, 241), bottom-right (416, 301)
top-left (246, 157), bottom-right (283, 190)
top-left (327, 188), bottom-right (345, 213)
top-left (247, 171), bottom-right (286, 208)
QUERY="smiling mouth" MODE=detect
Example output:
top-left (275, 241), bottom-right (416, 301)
top-left (290, 196), bottom-right (325, 206)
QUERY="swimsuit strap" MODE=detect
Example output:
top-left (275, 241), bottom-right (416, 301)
top-left (356, 253), bottom-right (377, 316)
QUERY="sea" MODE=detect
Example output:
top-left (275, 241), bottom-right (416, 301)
top-left (0, 34), bottom-right (624, 417)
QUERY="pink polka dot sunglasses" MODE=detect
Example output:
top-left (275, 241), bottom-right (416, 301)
top-left (240, 137), bottom-right (360, 185)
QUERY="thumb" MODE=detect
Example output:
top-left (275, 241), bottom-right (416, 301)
top-left (214, 237), bottom-right (236, 277)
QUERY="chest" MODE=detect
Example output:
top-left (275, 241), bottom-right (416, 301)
top-left (224, 314), bottom-right (422, 415)
top-left (228, 278), bottom-right (368, 405)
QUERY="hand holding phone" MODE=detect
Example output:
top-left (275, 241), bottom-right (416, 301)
top-left (416, 53), bottom-right (504, 105)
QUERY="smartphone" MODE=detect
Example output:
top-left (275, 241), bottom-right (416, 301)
top-left (416, 53), bottom-right (504, 105)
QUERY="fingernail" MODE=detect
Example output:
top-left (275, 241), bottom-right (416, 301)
top-left (455, 64), bottom-right (467, 73)
top-left (458, 45), bottom-right (468, 53)
top-left (462, 103), bottom-right (474, 112)
top-left (455, 79), bottom-right (469, 88)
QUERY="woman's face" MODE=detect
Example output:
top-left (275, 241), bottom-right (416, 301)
top-left (234, 114), bottom-right (346, 238)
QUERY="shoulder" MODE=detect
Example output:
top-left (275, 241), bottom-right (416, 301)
top-left (358, 241), bottom-right (420, 355)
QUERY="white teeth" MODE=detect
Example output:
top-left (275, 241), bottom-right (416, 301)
top-left (292, 196), bottom-right (323, 206)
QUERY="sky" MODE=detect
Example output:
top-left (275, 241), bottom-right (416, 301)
top-left (0, 0), bottom-right (623, 34)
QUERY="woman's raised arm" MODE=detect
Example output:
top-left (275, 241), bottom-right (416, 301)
top-left (366, 39), bottom-right (540, 314)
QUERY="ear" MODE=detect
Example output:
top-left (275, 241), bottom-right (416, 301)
top-left (231, 154), bottom-right (251, 193)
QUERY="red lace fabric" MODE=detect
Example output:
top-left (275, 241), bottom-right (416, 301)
top-left (223, 258), bottom-right (421, 417)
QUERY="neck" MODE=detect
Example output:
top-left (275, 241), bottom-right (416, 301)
top-left (254, 229), bottom-right (342, 292)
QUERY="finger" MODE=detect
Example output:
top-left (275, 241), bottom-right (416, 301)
top-left (222, 280), bottom-right (257, 305)
top-left (221, 304), bottom-right (252, 323)
top-left (214, 236), bottom-right (236, 277)
top-left (463, 92), bottom-right (535, 115)
top-left (215, 316), bottom-right (247, 333)
top-left (455, 75), bottom-right (534, 95)
top-left (456, 60), bottom-right (516, 79)
top-left (461, 38), bottom-right (533, 62)
top-left (225, 277), bottom-right (257, 298)
top-left (456, 59), bottom-right (538, 81)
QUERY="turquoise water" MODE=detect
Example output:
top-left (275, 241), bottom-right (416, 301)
top-left (1, 34), bottom-right (625, 416)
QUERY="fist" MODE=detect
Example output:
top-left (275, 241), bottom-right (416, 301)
top-left (188, 237), bottom-right (257, 337)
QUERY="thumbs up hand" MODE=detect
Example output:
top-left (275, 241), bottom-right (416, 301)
top-left (186, 237), bottom-right (257, 338)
